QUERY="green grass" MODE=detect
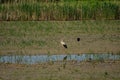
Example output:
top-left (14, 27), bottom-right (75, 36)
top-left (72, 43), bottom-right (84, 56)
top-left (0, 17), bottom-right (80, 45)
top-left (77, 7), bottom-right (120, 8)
top-left (0, 1), bottom-right (120, 20)
top-left (0, 20), bottom-right (120, 54)
top-left (0, 20), bottom-right (119, 37)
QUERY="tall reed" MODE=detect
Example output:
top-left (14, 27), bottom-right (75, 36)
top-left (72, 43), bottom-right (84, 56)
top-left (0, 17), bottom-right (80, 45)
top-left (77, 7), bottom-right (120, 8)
top-left (0, 1), bottom-right (119, 20)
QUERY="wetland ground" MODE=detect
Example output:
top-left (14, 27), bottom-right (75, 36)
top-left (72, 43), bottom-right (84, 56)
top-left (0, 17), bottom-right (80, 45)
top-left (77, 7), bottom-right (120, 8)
top-left (0, 61), bottom-right (120, 80)
top-left (0, 20), bottom-right (120, 80)
top-left (0, 20), bottom-right (120, 55)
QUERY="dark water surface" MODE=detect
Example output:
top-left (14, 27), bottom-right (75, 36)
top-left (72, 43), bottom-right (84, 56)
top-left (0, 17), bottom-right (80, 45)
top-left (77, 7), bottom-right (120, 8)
top-left (0, 53), bottom-right (120, 64)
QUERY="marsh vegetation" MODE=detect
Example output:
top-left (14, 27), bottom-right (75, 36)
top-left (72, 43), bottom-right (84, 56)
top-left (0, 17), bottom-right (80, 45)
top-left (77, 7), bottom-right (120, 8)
top-left (0, 0), bottom-right (120, 80)
top-left (0, 0), bottom-right (120, 21)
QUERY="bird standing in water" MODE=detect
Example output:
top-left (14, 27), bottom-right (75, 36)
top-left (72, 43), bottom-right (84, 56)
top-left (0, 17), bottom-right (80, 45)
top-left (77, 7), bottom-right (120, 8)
top-left (60, 40), bottom-right (67, 48)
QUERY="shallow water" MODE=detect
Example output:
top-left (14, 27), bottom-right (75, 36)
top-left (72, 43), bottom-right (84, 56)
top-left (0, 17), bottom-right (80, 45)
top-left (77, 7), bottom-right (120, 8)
top-left (0, 53), bottom-right (120, 64)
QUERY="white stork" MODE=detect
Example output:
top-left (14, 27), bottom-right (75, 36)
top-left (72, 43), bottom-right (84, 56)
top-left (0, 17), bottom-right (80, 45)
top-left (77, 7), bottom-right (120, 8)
top-left (60, 40), bottom-right (67, 48)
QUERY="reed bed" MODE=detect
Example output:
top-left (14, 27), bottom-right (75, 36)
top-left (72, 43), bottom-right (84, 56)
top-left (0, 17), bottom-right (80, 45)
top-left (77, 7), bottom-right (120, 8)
top-left (0, 1), bottom-right (120, 21)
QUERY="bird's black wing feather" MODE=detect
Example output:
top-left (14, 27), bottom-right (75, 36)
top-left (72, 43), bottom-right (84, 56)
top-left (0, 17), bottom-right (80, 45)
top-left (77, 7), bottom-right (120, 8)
top-left (63, 44), bottom-right (67, 48)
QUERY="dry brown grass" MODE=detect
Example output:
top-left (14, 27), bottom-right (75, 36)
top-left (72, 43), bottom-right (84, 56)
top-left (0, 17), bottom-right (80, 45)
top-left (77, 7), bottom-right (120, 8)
top-left (0, 61), bottom-right (120, 80)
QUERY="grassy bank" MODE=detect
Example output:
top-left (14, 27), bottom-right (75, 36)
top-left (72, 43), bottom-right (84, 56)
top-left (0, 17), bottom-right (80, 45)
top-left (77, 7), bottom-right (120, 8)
top-left (0, 61), bottom-right (120, 80)
top-left (0, 20), bottom-right (120, 55)
top-left (0, 1), bottom-right (120, 21)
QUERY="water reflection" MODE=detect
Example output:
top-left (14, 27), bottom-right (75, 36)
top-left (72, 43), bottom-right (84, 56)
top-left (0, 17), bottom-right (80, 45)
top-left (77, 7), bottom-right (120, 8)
top-left (0, 53), bottom-right (120, 64)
